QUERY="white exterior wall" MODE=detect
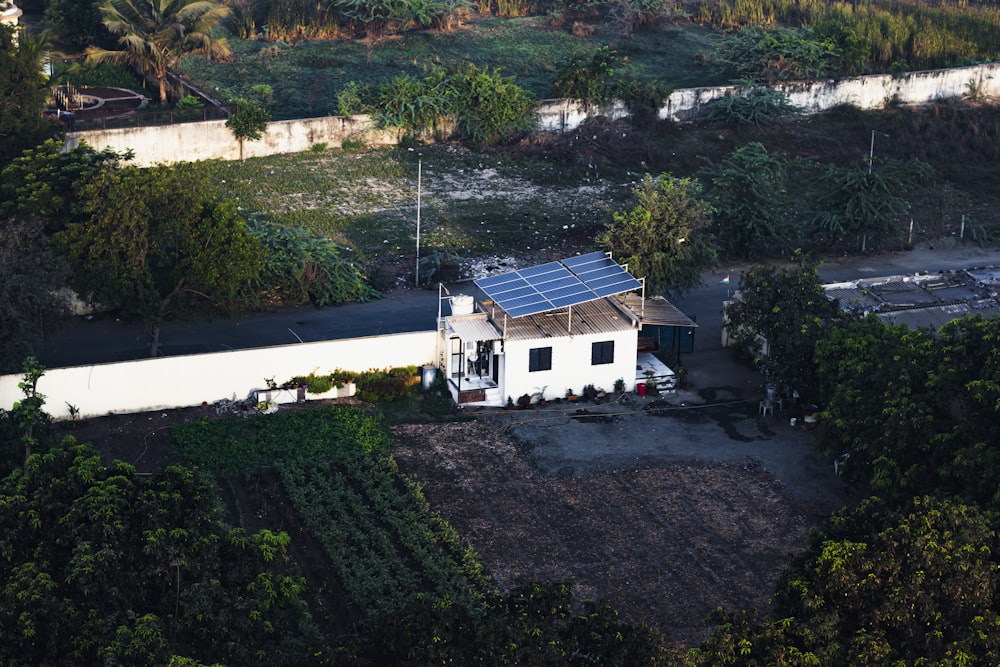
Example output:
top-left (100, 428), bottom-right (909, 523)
top-left (64, 115), bottom-right (398, 167)
top-left (0, 331), bottom-right (436, 420)
top-left (502, 328), bottom-right (638, 402)
top-left (64, 63), bottom-right (1000, 164)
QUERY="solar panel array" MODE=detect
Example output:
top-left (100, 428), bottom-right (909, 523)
top-left (475, 251), bottom-right (642, 318)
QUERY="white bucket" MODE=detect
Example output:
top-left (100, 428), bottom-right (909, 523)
top-left (789, 418), bottom-right (797, 427)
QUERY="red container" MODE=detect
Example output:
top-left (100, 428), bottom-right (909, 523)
top-left (637, 381), bottom-right (647, 397)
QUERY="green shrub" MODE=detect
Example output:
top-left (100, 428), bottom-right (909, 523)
top-left (700, 85), bottom-right (800, 127)
top-left (310, 142), bottom-right (328, 152)
top-left (355, 366), bottom-right (420, 402)
top-left (175, 95), bottom-right (204, 109)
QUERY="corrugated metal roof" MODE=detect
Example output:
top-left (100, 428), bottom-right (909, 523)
top-left (485, 297), bottom-right (636, 342)
top-left (445, 314), bottom-right (502, 341)
top-left (878, 301), bottom-right (1000, 331)
top-left (623, 294), bottom-right (698, 328)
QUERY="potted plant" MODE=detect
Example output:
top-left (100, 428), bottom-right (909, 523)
top-left (565, 388), bottom-right (578, 402)
top-left (613, 378), bottom-right (625, 395)
top-left (517, 393), bottom-right (532, 409)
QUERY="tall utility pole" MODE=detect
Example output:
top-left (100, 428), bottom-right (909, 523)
top-left (415, 155), bottom-right (422, 288)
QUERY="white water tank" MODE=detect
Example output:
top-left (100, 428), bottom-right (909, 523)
top-left (451, 294), bottom-right (474, 315)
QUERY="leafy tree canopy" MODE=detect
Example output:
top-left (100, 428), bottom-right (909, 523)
top-left (816, 314), bottom-right (1000, 508)
top-left (225, 96), bottom-right (270, 161)
top-left (599, 173), bottom-right (717, 299)
top-left (85, 0), bottom-right (231, 105)
top-left (0, 26), bottom-right (55, 167)
top-left (55, 163), bottom-right (264, 357)
top-left (724, 255), bottom-right (849, 398)
top-left (0, 439), bottom-right (320, 665)
top-left (693, 496), bottom-right (1000, 666)
top-left (699, 142), bottom-right (793, 259)
top-left (812, 155), bottom-right (934, 250)
top-left (0, 138), bottom-right (131, 232)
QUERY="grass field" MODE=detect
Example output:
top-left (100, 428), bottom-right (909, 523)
top-left (178, 17), bottom-right (727, 120)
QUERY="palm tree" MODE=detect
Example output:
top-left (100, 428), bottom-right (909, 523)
top-left (85, 0), bottom-right (231, 105)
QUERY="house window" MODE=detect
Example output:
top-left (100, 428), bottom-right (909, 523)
top-left (529, 347), bottom-right (552, 372)
top-left (592, 341), bottom-right (614, 365)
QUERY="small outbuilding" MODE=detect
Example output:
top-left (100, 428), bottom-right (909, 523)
top-left (437, 252), bottom-right (697, 407)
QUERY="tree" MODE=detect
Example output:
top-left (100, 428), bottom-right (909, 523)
top-left (225, 97), bottom-right (270, 162)
top-left (699, 142), bottom-right (793, 259)
top-left (0, 219), bottom-right (73, 371)
top-left (0, 439), bottom-right (320, 665)
top-left (692, 497), bottom-right (1000, 665)
top-left (55, 164), bottom-right (264, 357)
top-left (43, 0), bottom-right (109, 49)
top-left (812, 156), bottom-right (934, 251)
top-left (724, 256), bottom-right (848, 399)
top-left (0, 25), bottom-right (54, 167)
top-left (599, 173), bottom-right (716, 299)
top-left (84, 0), bottom-right (231, 105)
top-left (0, 139), bottom-right (131, 232)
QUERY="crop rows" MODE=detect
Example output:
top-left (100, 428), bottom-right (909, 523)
top-left (278, 456), bottom-right (493, 622)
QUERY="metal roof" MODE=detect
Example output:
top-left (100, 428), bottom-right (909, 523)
top-left (486, 297), bottom-right (637, 342)
top-left (474, 252), bottom-right (642, 318)
top-left (825, 267), bottom-right (1000, 331)
top-left (446, 314), bottom-right (502, 341)
top-left (622, 294), bottom-right (698, 328)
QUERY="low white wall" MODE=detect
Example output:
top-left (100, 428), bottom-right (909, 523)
top-left (64, 114), bottom-right (399, 167)
top-left (0, 331), bottom-right (436, 420)
top-left (65, 63), bottom-right (1000, 165)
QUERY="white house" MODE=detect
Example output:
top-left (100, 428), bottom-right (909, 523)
top-left (436, 252), bottom-right (697, 407)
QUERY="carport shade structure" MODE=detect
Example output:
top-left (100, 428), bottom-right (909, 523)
top-left (475, 251), bottom-right (644, 318)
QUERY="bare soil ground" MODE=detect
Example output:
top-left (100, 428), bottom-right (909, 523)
top-left (56, 389), bottom-right (846, 647)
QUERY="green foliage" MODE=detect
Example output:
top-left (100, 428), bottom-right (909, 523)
top-left (172, 406), bottom-right (394, 473)
top-left (85, 0), bottom-right (232, 104)
top-left (54, 60), bottom-right (146, 91)
top-left (812, 156), bottom-right (935, 250)
top-left (174, 94), bottom-right (204, 109)
top-left (711, 26), bottom-right (842, 83)
top-left (0, 357), bottom-right (54, 474)
top-left (0, 439), bottom-right (318, 665)
top-left (333, 0), bottom-right (471, 39)
top-left (278, 456), bottom-right (493, 623)
top-left (550, 46), bottom-right (622, 107)
top-left (55, 163), bottom-right (264, 357)
top-left (0, 139), bottom-right (132, 232)
top-left (355, 366), bottom-right (421, 403)
top-left (724, 256), bottom-right (848, 398)
top-left (0, 26), bottom-right (56, 168)
top-left (700, 84), bottom-right (800, 127)
top-left (226, 97), bottom-right (271, 160)
top-left (340, 582), bottom-right (678, 664)
top-left (599, 173), bottom-right (717, 298)
top-left (0, 221), bottom-right (73, 373)
top-left (288, 369), bottom-right (357, 393)
top-left (815, 315), bottom-right (1000, 509)
top-left (43, 0), bottom-right (109, 49)
top-left (699, 142), bottom-right (792, 258)
top-left (697, 0), bottom-right (1000, 74)
top-left (359, 64), bottom-right (535, 146)
top-left (694, 496), bottom-right (1000, 665)
top-left (242, 218), bottom-right (379, 307)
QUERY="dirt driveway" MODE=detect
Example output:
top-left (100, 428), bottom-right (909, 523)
top-left (393, 357), bottom-right (848, 646)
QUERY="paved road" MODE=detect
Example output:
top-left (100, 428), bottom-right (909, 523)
top-left (37, 242), bottom-right (1000, 369)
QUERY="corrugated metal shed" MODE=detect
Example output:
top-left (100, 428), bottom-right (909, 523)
top-left (485, 297), bottom-right (636, 342)
top-left (825, 267), bottom-right (1000, 332)
top-left (446, 314), bottom-right (502, 341)
top-left (878, 300), bottom-right (1000, 330)
top-left (623, 294), bottom-right (698, 328)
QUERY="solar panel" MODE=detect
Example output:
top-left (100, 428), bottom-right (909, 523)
top-left (475, 251), bottom-right (642, 318)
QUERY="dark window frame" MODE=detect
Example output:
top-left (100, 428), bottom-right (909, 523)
top-left (529, 346), bottom-right (552, 372)
top-left (591, 340), bottom-right (615, 365)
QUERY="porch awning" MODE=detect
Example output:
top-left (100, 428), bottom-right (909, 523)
top-left (623, 294), bottom-right (698, 328)
top-left (447, 315), bottom-right (502, 341)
